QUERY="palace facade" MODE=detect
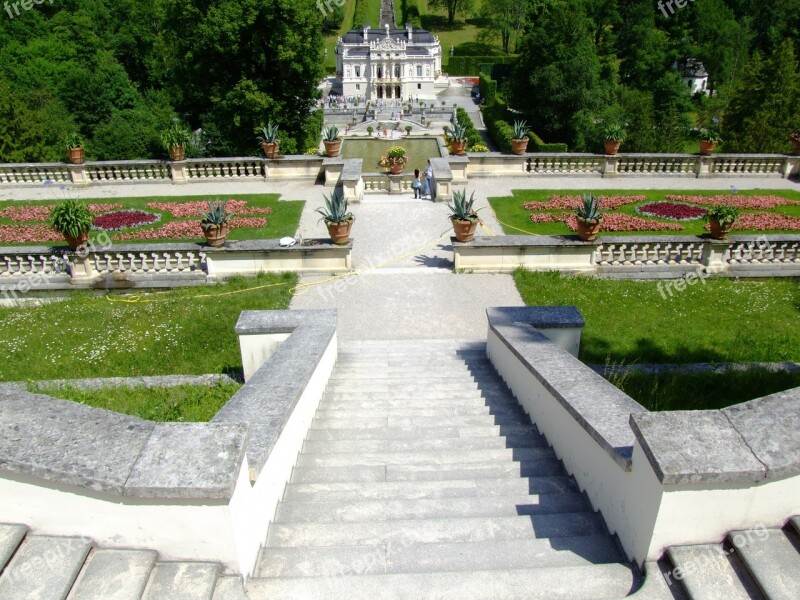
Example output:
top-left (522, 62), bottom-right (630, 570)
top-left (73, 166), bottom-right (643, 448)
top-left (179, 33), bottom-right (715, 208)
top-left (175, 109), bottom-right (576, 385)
top-left (335, 24), bottom-right (442, 101)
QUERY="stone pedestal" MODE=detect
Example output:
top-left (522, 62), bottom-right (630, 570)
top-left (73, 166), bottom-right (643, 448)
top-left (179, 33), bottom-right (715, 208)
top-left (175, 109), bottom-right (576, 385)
top-left (701, 239), bottom-right (732, 274)
top-left (388, 174), bottom-right (404, 194)
top-left (68, 164), bottom-right (89, 186)
top-left (695, 156), bottom-right (713, 178)
top-left (170, 161), bottom-right (189, 184)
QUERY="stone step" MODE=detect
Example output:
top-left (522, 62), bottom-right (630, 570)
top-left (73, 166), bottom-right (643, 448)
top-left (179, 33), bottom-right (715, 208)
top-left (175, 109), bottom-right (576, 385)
top-left (68, 548), bottom-right (157, 600)
top-left (322, 389), bottom-right (512, 402)
top-left (274, 492), bottom-right (589, 523)
top-left (324, 381), bottom-right (485, 393)
top-left (666, 543), bottom-right (761, 600)
top-left (0, 535), bottom-right (92, 600)
top-left (295, 446), bottom-right (552, 468)
top-left (247, 563), bottom-right (635, 599)
top-left (731, 527), bottom-right (800, 599)
top-left (304, 423), bottom-right (539, 441)
top-left (283, 476), bottom-right (578, 502)
top-left (256, 534), bottom-right (624, 578)
top-left (310, 414), bottom-right (527, 430)
top-left (212, 575), bottom-right (248, 600)
top-left (317, 395), bottom-right (522, 410)
top-left (329, 367), bottom-right (499, 379)
top-left (0, 523), bottom-right (26, 570)
top-left (141, 561), bottom-right (222, 600)
top-left (301, 434), bottom-right (546, 454)
top-left (313, 405), bottom-right (526, 419)
top-left (291, 457), bottom-right (565, 483)
top-left (266, 512), bottom-right (607, 548)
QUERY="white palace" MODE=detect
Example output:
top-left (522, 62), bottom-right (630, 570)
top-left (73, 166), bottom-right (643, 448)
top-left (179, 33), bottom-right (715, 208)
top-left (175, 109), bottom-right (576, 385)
top-left (335, 24), bottom-right (442, 101)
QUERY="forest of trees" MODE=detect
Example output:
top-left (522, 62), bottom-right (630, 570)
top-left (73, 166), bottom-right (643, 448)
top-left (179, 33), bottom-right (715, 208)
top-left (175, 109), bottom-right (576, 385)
top-left (0, 0), bottom-right (797, 161)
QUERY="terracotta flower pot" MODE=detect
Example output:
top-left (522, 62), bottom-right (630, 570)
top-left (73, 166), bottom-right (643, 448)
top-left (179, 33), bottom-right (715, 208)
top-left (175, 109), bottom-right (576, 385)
top-left (708, 218), bottom-right (732, 240)
top-left (67, 147), bottom-right (85, 165)
top-left (451, 217), bottom-right (478, 242)
top-left (388, 163), bottom-right (404, 175)
top-left (576, 219), bottom-right (602, 242)
top-left (64, 231), bottom-right (89, 250)
top-left (699, 140), bottom-right (716, 156)
top-left (326, 218), bottom-right (353, 245)
top-left (604, 140), bottom-right (621, 155)
top-left (169, 145), bottom-right (186, 161)
top-left (511, 138), bottom-right (529, 155)
top-left (261, 141), bottom-right (280, 159)
top-left (324, 139), bottom-right (342, 157)
top-left (450, 140), bottom-right (466, 156)
top-left (203, 224), bottom-right (230, 247)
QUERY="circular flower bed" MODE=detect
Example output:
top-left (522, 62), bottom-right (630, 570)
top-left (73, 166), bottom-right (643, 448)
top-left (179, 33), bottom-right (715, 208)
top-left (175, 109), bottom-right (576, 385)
top-left (635, 202), bottom-right (707, 221)
top-left (93, 210), bottom-right (161, 231)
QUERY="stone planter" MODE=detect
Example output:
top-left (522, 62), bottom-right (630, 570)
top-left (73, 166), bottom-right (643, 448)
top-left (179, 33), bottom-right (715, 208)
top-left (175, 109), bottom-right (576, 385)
top-left (451, 217), bottom-right (478, 243)
top-left (169, 145), bottom-right (186, 161)
top-left (511, 138), bottom-right (529, 156)
top-left (604, 140), bottom-right (621, 156)
top-left (699, 140), bottom-right (716, 156)
top-left (261, 141), bottom-right (280, 159)
top-left (324, 139), bottom-right (342, 157)
top-left (450, 140), bottom-right (467, 156)
top-left (64, 231), bottom-right (89, 250)
top-left (388, 163), bottom-right (404, 175)
top-left (576, 219), bottom-right (602, 242)
top-left (203, 224), bottom-right (230, 247)
top-left (326, 218), bottom-right (353, 245)
top-left (708, 218), bottom-right (733, 240)
top-left (67, 147), bottom-right (85, 165)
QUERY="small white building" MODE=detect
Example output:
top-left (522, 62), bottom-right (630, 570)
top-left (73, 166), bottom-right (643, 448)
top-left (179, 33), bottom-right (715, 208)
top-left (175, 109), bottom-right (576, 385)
top-left (675, 58), bottom-right (710, 96)
top-left (335, 24), bottom-right (442, 101)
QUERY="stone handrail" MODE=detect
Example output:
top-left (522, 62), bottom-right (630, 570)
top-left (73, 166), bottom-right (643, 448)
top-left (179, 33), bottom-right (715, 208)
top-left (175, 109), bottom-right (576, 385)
top-left (486, 306), bottom-right (800, 565)
top-left (453, 234), bottom-right (800, 277)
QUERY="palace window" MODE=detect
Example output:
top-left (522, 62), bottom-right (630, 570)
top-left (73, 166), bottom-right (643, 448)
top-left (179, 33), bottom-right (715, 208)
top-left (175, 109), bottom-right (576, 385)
top-left (416, 65), bottom-right (422, 77)
top-left (355, 66), bottom-right (361, 77)
top-left (394, 65), bottom-right (401, 77)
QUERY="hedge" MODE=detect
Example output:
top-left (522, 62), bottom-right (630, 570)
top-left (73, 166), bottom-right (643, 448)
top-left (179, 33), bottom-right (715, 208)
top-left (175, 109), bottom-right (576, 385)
top-left (482, 95), bottom-right (569, 153)
top-left (479, 73), bottom-right (497, 105)
top-left (455, 108), bottom-right (483, 149)
top-left (447, 56), bottom-right (518, 76)
top-left (352, 0), bottom-right (368, 29)
top-left (401, 0), bottom-right (422, 28)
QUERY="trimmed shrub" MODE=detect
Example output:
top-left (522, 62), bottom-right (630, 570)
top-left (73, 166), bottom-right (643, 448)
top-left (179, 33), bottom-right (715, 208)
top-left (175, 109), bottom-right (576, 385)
top-left (455, 108), bottom-right (483, 148)
top-left (479, 73), bottom-right (497, 105)
top-left (447, 56), bottom-right (518, 76)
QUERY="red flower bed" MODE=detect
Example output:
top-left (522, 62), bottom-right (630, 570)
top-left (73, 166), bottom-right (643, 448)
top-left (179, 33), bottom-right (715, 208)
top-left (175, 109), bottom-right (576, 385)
top-left (635, 202), bottom-right (707, 221)
top-left (0, 225), bottom-right (63, 244)
top-left (93, 210), bottom-right (160, 231)
top-left (0, 203), bottom-right (124, 222)
top-left (704, 213), bottom-right (800, 232)
top-left (529, 212), bottom-right (683, 231)
top-left (113, 217), bottom-right (267, 241)
top-left (524, 195), bottom-right (645, 211)
top-left (145, 199), bottom-right (273, 217)
top-left (666, 195), bottom-right (800, 209)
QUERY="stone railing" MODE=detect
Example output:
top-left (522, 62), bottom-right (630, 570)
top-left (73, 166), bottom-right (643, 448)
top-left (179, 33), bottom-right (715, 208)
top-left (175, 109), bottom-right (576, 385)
top-left (0, 239), bottom-right (352, 295)
top-left (81, 160), bottom-right (171, 184)
top-left (0, 162), bottom-right (73, 185)
top-left (453, 234), bottom-right (800, 278)
top-left (486, 306), bottom-right (800, 566)
top-left (0, 309), bottom-right (338, 575)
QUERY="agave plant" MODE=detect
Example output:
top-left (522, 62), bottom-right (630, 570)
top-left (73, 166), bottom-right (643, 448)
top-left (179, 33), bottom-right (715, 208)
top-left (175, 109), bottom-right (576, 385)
top-left (603, 124), bottom-right (626, 142)
top-left (512, 120), bottom-right (529, 141)
top-left (64, 132), bottom-right (85, 151)
top-left (316, 191), bottom-right (353, 224)
top-left (448, 190), bottom-right (479, 222)
top-left (576, 193), bottom-right (603, 224)
top-left (256, 122), bottom-right (279, 143)
top-left (450, 123), bottom-right (468, 142)
top-left (322, 126), bottom-right (340, 142)
top-left (200, 200), bottom-right (234, 231)
top-left (50, 200), bottom-right (93, 238)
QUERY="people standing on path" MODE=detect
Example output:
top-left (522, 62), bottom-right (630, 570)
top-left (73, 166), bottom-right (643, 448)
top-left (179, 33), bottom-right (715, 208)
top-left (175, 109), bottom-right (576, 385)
top-left (412, 169), bottom-right (422, 199)
top-left (423, 159), bottom-right (434, 199)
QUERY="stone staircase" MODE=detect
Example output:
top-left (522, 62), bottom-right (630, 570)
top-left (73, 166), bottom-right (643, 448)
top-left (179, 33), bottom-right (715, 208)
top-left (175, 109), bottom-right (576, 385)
top-left (248, 340), bottom-right (639, 599)
top-left (0, 524), bottom-right (245, 599)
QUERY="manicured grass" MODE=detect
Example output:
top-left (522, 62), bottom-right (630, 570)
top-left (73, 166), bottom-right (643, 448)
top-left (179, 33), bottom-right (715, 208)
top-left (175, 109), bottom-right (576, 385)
top-left (341, 137), bottom-right (442, 169)
top-left (607, 369), bottom-right (800, 412)
top-left (0, 272), bottom-right (297, 381)
top-left (0, 194), bottom-right (304, 246)
top-left (43, 382), bottom-right (242, 422)
top-left (513, 270), bottom-right (800, 365)
top-left (489, 189), bottom-right (800, 236)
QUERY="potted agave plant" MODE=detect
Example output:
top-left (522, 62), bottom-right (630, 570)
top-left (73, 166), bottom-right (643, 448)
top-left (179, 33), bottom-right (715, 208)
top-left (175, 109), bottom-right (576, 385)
top-left (161, 123), bottom-right (192, 161)
top-left (603, 125), bottom-right (625, 155)
top-left (705, 205), bottom-right (739, 239)
top-left (379, 146), bottom-right (408, 174)
top-left (256, 122), bottom-right (280, 159)
top-left (694, 127), bottom-right (722, 156)
top-left (322, 126), bottom-right (342, 157)
top-left (200, 199), bottom-right (234, 247)
top-left (316, 191), bottom-right (354, 245)
top-left (448, 189), bottom-right (481, 243)
top-left (789, 126), bottom-right (800, 155)
top-left (576, 193), bottom-right (603, 241)
top-left (449, 123), bottom-right (468, 156)
top-left (64, 133), bottom-right (86, 164)
top-left (511, 120), bottom-right (529, 155)
top-left (50, 199), bottom-right (94, 249)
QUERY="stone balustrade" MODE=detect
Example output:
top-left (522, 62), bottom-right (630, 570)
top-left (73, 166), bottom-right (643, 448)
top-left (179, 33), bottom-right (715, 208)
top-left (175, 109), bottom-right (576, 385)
top-left (453, 234), bottom-right (800, 278)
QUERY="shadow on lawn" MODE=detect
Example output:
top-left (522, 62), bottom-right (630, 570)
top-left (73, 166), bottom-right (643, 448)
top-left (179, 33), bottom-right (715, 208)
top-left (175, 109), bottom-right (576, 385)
top-left (581, 335), bottom-right (732, 366)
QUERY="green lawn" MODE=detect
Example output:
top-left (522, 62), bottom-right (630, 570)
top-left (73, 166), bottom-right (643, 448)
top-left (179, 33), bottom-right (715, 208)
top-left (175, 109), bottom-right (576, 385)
top-left (489, 189), bottom-right (800, 236)
top-left (0, 194), bottom-right (304, 246)
top-left (513, 271), bottom-right (800, 365)
top-left (608, 369), bottom-right (800, 412)
top-left (43, 382), bottom-right (242, 422)
top-left (0, 272), bottom-right (297, 381)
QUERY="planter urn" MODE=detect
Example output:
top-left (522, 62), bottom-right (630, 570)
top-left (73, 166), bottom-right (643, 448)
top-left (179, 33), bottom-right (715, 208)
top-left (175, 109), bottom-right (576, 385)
top-left (203, 224), bottom-right (230, 247)
top-left (511, 137), bottom-right (529, 156)
top-left (324, 139), bottom-right (342, 157)
top-left (604, 140), bottom-right (621, 155)
top-left (576, 219), bottom-right (602, 242)
top-left (451, 217), bottom-right (478, 243)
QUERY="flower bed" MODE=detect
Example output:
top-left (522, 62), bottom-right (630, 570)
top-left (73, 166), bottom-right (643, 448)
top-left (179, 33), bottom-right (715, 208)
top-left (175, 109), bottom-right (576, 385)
top-left (529, 212), bottom-right (683, 232)
top-left (0, 225), bottom-right (63, 244)
top-left (666, 195), bottom-right (800, 209)
top-left (93, 210), bottom-right (161, 231)
top-left (523, 195), bottom-right (645, 211)
top-left (145, 200), bottom-right (273, 218)
top-left (635, 202), bottom-right (707, 221)
top-left (0, 203), bottom-right (124, 222)
top-left (113, 217), bottom-right (267, 241)
top-left (709, 213), bottom-right (800, 232)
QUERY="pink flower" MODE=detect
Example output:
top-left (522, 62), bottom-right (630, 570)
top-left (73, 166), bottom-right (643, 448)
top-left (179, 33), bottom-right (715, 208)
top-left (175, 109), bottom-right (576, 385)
top-left (0, 225), bottom-right (63, 244)
top-left (665, 195), bottom-right (800, 210)
top-left (0, 203), bottom-right (124, 223)
top-left (705, 213), bottom-right (800, 231)
top-left (566, 214), bottom-right (683, 232)
top-left (112, 217), bottom-right (268, 241)
top-left (524, 195), bottom-right (646, 211)
top-left (145, 199), bottom-right (273, 217)
top-left (93, 210), bottom-right (161, 231)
